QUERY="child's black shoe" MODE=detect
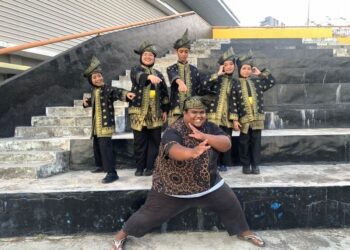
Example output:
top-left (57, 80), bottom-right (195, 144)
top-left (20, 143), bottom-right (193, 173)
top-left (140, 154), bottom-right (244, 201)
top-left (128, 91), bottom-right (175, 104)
top-left (102, 173), bottom-right (119, 183)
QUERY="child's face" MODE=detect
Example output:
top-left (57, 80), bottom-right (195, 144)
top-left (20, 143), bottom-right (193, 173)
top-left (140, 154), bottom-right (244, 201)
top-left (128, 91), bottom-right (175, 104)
top-left (91, 73), bottom-right (104, 87)
top-left (240, 64), bottom-right (252, 78)
top-left (141, 51), bottom-right (155, 66)
top-left (223, 60), bottom-right (235, 74)
top-left (176, 48), bottom-right (189, 63)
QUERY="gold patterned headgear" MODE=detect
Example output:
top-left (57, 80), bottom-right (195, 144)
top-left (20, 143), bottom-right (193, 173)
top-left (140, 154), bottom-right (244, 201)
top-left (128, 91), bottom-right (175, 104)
top-left (83, 56), bottom-right (102, 77)
top-left (217, 47), bottom-right (236, 65)
top-left (236, 50), bottom-right (254, 69)
top-left (183, 96), bottom-right (206, 110)
top-left (183, 95), bottom-right (216, 110)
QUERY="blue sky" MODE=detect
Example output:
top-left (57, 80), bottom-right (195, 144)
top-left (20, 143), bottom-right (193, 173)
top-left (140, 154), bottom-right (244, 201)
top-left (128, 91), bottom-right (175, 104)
top-left (224, 0), bottom-right (350, 26)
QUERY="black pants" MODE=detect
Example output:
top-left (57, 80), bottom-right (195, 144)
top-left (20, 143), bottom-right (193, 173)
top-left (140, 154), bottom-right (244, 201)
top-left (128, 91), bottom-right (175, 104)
top-left (133, 127), bottom-right (161, 172)
top-left (123, 183), bottom-right (249, 237)
top-left (93, 136), bottom-right (116, 174)
top-left (218, 126), bottom-right (232, 166)
top-left (239, 128), bottom-right (261, 167)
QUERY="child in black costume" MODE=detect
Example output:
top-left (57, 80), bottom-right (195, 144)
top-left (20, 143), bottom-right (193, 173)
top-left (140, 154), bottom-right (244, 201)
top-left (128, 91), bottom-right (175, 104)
top-left (232, 53), bottom-right (276, 174)
top-left (83, 56), bottom-right (135, 183)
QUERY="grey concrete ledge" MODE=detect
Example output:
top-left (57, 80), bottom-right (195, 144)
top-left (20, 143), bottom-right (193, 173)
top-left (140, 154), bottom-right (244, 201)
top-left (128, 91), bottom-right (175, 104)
top-left (0, 164), bottom-right (349, 194)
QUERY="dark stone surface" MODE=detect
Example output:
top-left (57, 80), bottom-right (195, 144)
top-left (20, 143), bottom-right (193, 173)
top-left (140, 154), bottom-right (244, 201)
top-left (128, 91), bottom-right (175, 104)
top-left (260, 135), bottom-right (350, 164)
top-left (264, 106), bottom-right (350, 129)
top-left (272, 68), bottom-right (350, 84)
top-left (228, 134), bottom-right (350, 166)
top-left (339, 84), bottom-right (350, 103)
top-left (0, 186), bottom-right (349, 237)
top-left (199, 39), bottom-right (350, 85)
top-left (268, 82), bottom-right (350, 106)
top-left (0, 14), bottom-right (211, 138)
top-left (199, 60), bottom-right (350, 85)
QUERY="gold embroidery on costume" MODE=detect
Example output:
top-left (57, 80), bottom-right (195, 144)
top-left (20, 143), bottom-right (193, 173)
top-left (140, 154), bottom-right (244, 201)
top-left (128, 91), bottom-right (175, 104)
top-left (129, 66), bottom-right (163, 131)
top-left (93, 88), bottom-right (114, 137)
top-left (239, 78), bottom-right (264, 134)
top-left (207, 76), bottom-right (231, 127)
top-left (168, 63), bottom-right (193, 125)
top-left (178, 62), bottom-right (192, 111)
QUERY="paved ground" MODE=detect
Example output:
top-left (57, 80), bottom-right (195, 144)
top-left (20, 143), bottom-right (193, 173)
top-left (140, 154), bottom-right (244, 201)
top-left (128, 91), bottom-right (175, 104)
top-left (0, 229), bottom-right (349, 250)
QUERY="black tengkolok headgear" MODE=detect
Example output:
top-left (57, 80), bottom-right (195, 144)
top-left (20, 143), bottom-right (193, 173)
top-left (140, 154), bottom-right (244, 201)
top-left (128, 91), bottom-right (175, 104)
top-left (173, 29), bottom-right (191, 49)
top-left (236, 50), bottom-right (254, 70)
top-left (217, 47), bottom-right (236, 65)
top-left (134, 41), bottom-right (157, 57)
top-left (83, 56), bottom-right (102, 78)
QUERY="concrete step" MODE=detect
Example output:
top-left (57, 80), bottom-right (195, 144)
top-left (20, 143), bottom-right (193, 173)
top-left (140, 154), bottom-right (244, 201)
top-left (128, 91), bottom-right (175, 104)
top-left (222, 45), bottom-right (334, 57)
top-left (0, 150), bottom-right (66, 163)
top-left (0, 229), bottom-right (349, 250)
top-left (15, 126), bottom-right (91, 138)
top-left (46, 106), bottom-right (91, 117)
top-left (0, 160), bottom-right (68, 179)
top-left (0, 150), bottom-right (69, 179)
top-left (32, 116), bottom-right (91, 127)
top-left (0, 137), bottom-right (70, 151)
top-left (155, 56), bottom-right (199, 68)
top-left (192, 38), bottom-right (231, 50)
top-left (225, 38), bottom-right (305, 46)
top-left (0, 165), bottom-right (349, 237)
top-left (112, 80), bottom-right (132, 91)
top-left (73, 99), bottom-right (128, 107)
top-left (46, 106), bottom-right (126, 117)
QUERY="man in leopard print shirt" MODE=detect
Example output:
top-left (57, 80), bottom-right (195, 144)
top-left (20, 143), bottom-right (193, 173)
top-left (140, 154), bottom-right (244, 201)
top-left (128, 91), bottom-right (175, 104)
top-left (111, 96), bottom-right (265, 249)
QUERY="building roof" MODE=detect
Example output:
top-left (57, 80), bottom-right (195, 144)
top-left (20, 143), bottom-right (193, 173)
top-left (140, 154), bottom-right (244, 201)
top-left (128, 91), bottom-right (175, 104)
top-left (0, 0), bottom-right (239, 56)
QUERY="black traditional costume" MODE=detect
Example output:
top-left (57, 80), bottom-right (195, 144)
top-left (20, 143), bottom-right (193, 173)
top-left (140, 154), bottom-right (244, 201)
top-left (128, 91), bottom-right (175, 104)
top-left (167, 29), bottom-right (202, 124)
top-left (232, 53), bottom-right (276, 174)
top-left (203, 47), bottom-right (237, 170)
top-left (128, 42), bottom-right (170, 176)
top-left (83, 56), bottom-right (130, 183)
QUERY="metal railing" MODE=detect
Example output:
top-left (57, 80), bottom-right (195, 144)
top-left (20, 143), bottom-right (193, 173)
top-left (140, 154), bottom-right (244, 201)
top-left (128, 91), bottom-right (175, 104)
top-left (0, 11), bottom-right (195, 55)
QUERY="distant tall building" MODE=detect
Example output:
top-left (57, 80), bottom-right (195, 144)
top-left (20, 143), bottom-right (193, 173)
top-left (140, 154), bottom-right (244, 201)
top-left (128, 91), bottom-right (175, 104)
top-left (260, 16), bottom-right (285, 27)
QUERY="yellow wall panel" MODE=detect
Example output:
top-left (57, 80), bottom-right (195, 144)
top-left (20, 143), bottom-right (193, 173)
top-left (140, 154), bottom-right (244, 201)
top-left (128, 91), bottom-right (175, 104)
top-left (336, 37), bottom-right (350, 45)
top-left (213, 27), bottom-right (333, 39)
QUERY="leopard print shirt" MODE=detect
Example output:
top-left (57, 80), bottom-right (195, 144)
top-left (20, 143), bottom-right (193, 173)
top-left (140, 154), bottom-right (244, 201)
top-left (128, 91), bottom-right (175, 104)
top-left (152, 118), bottom-right (226, 196)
